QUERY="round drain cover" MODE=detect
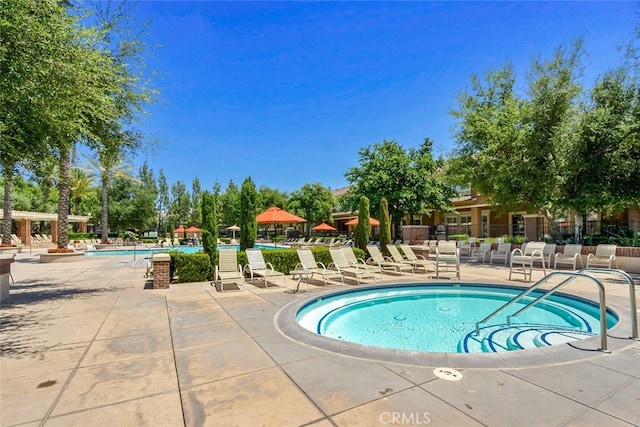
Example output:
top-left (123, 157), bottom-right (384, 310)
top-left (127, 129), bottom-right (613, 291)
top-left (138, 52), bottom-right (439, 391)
top-left (433, 367), bottom-right (463, 381)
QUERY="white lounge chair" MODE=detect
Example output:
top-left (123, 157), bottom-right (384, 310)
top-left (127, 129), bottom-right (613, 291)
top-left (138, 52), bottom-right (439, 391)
top-left (509, 242), bottom-right (547, 282)
top-left (328, 248), bottom-right (376, 284)
top-left (490, 243), bottom-right (512, 265)
top-left (399, 244), bottom-right (435, 273)
top-left (554, 244), bottom-right (583, 270)
top-left (385, 244), bottom-right (420, 273)
top-left (215, 248), bottom-right (245, 291)
top-left (342, 247), bottom-right (382, 275)
top-left (586, 244), bottom-right (618, 269)
top-left (435, 241), bottom-right (460, 279)
top-left (296, 249), bottom-right (344, 286)
top-left (244, 248), bottom-right (286, 287)
top-left (366, 245), bottom-right (413, 274)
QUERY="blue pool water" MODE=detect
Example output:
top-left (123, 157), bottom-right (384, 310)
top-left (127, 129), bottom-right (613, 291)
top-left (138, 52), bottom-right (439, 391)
top-left (84, 244), bottom-right (278, 256)
top-left (296, 285), bottom-right (617, 353)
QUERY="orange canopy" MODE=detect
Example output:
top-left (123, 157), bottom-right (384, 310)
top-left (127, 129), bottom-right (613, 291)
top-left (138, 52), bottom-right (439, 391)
top-left (174, 227), bottom-right (185, 233)
top-left (256, 206), bottom-right (306, 224)
top-left (186, 226), bottom-right (201, 232)
top-left (311, 222), bottom-right (336, 231)
top-left (344, 217), bottom-right (380, 226)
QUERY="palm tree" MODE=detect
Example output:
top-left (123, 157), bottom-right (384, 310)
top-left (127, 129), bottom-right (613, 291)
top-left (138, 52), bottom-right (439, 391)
top-left (84, 147), bottom-right (139, 243)
top-left (70, 167), bottom-right (94, 215)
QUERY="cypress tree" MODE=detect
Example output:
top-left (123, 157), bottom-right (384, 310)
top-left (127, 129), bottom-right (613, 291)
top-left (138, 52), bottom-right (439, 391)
top-left (239, 177), bottom-right (257, 250)
top-left (355, 196), bottom-right (370, 250)
top-left (379, 198), bottom-right (391, 256)
top-left (201, 191), bottom-right (218, 270)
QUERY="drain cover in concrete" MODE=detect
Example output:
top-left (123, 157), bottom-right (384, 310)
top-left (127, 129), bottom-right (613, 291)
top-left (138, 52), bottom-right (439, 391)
top-left (433, 367), bottom-right (463, 381)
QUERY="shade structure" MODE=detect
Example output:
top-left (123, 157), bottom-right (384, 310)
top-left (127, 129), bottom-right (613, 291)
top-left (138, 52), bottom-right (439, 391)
top-left (256, 206), bottom-right (306, 225)
top-left (226, 224), bottom-right (240, 239)
top-left (311, 222), bottom-right (336, 231)
top-left (344, 217), bottom-right (380, 226)
top-left (173, 227), bottom-right (185, 233)
top-left (185, 226), bottom-right (201, 238)
top-left (256, 207), bottom-right (306, 245)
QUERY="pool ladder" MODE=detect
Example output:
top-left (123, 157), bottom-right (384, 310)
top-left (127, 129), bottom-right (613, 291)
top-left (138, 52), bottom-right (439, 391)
top-left (475, 268), bottom-right (638, 352)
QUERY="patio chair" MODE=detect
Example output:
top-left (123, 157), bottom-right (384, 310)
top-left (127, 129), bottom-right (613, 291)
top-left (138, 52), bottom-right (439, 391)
top-left (385, 244), bottom-right (418, 274)
top-left (435, 241), bottom-right (460, 279)
top-left (342, 247), bottom-right (382, 275)
top-left (458, 238), bottom-right (475, 257)
top-left (296, 249), bottom-right (344, 286)
top-left (470, 242), bottom-right (492, 263)
top-left (399, 244), bottom-right (436, 273)
top-left (533, 243), bottom-right (556, 268)
top-left (509, 242), bottom-right (546, 282)
top-left (490, 242), bottom-right (512, 265)
top-left (554, 244), bottom-right (583, 270)
top-left (586, 244), bottom-right (618, 269)
top-left (366, 245), bottom-right (413, 274)
top-left (328, 248), bottom-right (376, 284)
top-left (244, 248), bottom-right (286, 287)
top-left (215, 248), bottom-right (245, 291)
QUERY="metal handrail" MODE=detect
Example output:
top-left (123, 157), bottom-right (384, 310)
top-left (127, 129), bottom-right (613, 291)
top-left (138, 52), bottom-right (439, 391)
top-left (577, 268), bottom-right (638, 340)
top-left (475, 272), bottom-right (609, 352)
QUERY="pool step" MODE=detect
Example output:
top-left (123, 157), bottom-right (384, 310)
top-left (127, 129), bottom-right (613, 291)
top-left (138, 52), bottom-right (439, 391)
top-left (458, 324), bottom-right (595, 353)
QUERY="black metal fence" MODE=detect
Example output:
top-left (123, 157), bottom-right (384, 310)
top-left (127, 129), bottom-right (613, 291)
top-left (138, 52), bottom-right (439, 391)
top-left (536, 220), bottom-right (639, 245)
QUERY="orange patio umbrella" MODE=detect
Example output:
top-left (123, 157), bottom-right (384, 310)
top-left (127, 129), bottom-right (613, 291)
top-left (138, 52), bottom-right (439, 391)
top-left (256, 206), bottom-right (306, 244)
top-left (344, 217), bottom-right (380, 226)
top-left (311, 222), bottom-right (336, 231)
top-left (186, 226), bottom-right (201, 238)
top-left (174, 227), bottom-right (185, 233)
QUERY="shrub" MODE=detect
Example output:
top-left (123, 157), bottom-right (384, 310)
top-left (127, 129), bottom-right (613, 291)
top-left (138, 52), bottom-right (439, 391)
top-left (170, 253), bottom-right (211, 283)
top-left (447, 234), bottom-right (469, 241)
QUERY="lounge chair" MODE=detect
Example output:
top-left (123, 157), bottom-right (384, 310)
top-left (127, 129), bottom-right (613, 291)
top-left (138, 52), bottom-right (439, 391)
top-left (533, 243), bottom-right (556, 268)
top-left (490, 243), bottom-right (512, 265)
top-left (509, 242), bottom-right (546, 282)
top-left (328, 248), bottom-right (376, 284)
top-left (342, 247), bottom-right (382, 275)
top-left (435, 241), bottom-right (460, 279)
top-left (554, 244), bottom-right (583, 270)
top-left (470, 242), bottom-right (492, 263)
top-left (586, 244), bottom-right (618, 269)
top-left (458, 239), bottom-right (475, 257)
top-left (172, 238), bottom-right (180, 246)
top-left (366, 245), bottom-right (413, 274)
top-left (244, 248), bottom-right (286, 287)
top-left (296, 249), bottom-right (344, 286)
top-left (399, 244), bottom-right (436, 273)
top-left (384, 244), bottom-right (421, 273)
top-left (215, 248), bottom-right (245, 291)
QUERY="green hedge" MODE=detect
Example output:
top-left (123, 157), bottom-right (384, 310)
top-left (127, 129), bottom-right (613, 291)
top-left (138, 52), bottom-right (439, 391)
top-left (170, 253), bottom-right (211, 283)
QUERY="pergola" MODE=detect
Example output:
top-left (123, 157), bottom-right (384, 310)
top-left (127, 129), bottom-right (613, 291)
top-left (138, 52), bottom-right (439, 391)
top-left (0, 210), bottom-right (91, 245)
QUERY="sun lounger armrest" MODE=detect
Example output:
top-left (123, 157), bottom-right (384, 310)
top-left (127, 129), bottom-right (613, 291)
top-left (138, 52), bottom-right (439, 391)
top-left (316, 262), bottom-right (328, 269)
top-left (265, 262), bottom-right (276, 271)
top-left (510, 248), bottom-right (523, 257)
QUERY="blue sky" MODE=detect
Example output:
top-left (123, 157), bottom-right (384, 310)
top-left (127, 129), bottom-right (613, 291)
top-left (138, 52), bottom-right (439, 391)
top-left (131, 1), bottom-right (637, 193)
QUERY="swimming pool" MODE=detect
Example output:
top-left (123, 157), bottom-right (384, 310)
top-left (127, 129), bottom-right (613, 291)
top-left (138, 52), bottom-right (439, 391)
top-left (83, 243), bottom-right (279, 256)
top-left (295, 284), bottom-right (617, 354)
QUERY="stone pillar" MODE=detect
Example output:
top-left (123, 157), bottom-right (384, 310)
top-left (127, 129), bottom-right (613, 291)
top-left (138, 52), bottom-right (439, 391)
top-left (79, 221), bottom-right (87, 233)
top-left (51, 220), bottom-right (58, 244)
top-left (152, 253), bottom-right (171, 289)
top-left (18, 219), bottom-right (31, 246)
top-left (470, 207), bottom-right (480, 238)
top-left (0, 254), bottom-right (15, 302)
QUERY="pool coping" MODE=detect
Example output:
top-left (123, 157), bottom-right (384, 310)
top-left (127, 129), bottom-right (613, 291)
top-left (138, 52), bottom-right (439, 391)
top-left (275, 281), bottom-right (639, 369)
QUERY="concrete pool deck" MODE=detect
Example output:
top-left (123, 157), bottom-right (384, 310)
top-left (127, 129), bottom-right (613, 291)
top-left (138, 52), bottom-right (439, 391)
top-left (1, 250), bottom-right (638, 426)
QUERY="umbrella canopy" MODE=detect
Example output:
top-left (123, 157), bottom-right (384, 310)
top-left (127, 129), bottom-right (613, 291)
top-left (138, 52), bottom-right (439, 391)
top-left (311, 222), bottom-right (336, 231)
top-left (186, 226), bottom-right (200, 232)
top-left (174, 227), bottom-right (185, 233)
top-left (345, 217), bottom-right (380, 226)
top-left (256, 206), bottom-right (306, 224)
top-left (226, 224), bottom-right (240, 239)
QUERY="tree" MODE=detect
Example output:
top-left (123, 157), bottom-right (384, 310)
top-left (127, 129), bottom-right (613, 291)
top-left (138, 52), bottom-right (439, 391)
top-left (257, 186), bottom-right (288, 212)
top-left (354, 196), bottom-right (371, 250)
top-left (287, 183), bottom-right (335, 235)
top-left (219, 180), bottom-right (240, 227)
top-left (169, 181), bottom-right (190, 232)
top-left (344, 139), bottom-right (453, 235)
top-left (448, 41), bottom-right (585, 240)
top-left (201, 191), bottom-right (218, 271)
top-left (190, 177), bottom-right (202, 226)
top-left (379, 198), bottom-right (392, 256)
top-left (239, 177), bottom-right (257, 250)
top-left (84, 147), bottom-right (139, 242)
top-left (157, 169), bottom-right (169, 236)
top-left (70, 168), bottom-right (94, 216)
top-left (128, 162), bottom-right (157, 232)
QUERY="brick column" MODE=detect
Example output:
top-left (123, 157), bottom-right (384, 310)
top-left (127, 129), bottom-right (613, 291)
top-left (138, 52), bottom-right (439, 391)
top-left (523, 214), bottom-right (539, 242)
top-left (51, 220), bottom-right (58, 244)
top-left (18, 219), bottom-right (31, 246)
top-left (152, 253), bottom-right (171, 289)
top-left (79, 222), bottom-right (87, 233)
top-left (0, 255), bottom-right (15, 302)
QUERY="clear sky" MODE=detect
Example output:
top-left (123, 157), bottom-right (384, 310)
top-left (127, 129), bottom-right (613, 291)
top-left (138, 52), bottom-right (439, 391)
top-left (131, 1), bottom-right (637, 193)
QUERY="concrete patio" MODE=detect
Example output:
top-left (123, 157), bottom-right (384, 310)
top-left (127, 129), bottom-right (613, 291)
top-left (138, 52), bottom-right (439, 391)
top-left (1, 249), bottom-right (638, 426)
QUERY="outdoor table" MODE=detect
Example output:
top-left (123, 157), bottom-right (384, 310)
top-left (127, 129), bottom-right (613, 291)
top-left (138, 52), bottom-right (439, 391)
top-left (289, 269), bottom-right (312, 293)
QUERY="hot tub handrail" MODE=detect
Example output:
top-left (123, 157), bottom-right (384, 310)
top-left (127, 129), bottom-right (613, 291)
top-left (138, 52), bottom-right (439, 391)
top-left (475, 272), bottom-right (609, 352)
top-left (577, 268), bottom-right (637, 340)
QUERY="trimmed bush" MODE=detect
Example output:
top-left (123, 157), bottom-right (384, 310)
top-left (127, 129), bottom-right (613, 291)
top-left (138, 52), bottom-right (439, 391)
top-left (171, 253), bottom-right (211, 283)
